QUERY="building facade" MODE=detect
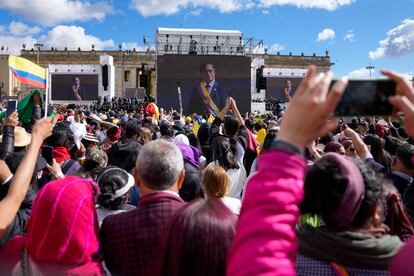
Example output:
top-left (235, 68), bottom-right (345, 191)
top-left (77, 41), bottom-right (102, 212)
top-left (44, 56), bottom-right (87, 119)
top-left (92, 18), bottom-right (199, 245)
top-left (1, 48), bottom-right (335, 101)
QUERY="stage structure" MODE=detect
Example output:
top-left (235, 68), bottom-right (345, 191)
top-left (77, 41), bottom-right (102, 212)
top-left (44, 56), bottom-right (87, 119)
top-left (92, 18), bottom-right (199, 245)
top-left (156, 28), bottom-right (264, 56)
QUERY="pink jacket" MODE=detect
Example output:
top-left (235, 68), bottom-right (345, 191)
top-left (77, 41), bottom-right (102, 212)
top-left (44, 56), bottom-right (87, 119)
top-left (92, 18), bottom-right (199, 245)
top-left (227, 150), bottom-right (306, 275)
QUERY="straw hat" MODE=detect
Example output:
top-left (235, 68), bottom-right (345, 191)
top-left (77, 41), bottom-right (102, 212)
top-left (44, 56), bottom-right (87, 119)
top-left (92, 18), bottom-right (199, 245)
top-left (0, 126), bottom-right (31, 147)
top-left (84, 132), bottom-right (99, 143)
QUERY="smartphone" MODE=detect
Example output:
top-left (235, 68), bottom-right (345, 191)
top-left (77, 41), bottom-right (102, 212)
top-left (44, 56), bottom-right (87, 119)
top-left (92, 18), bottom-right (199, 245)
top-left (41, 146), bottom-right (54, 165)
top-left (6, 100), bottom-right (17, 117)
top-left (332, 79), bottom-right (396, 117)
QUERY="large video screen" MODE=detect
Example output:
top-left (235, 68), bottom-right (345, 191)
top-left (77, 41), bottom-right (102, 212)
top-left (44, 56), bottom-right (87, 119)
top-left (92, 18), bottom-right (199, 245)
top-left (51, 74), bottom-right (98, 101)
top-left (265, 77), bottom-right (304, 101)
top-left (157, 55), bottom-right (251, 114)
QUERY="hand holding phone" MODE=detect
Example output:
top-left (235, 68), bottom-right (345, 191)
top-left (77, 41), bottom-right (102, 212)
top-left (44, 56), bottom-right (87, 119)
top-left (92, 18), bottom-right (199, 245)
top-left (41, 146), bottom-right (54, 165)
top-left (6, 100), bottom-right (17, 118)
top-left (332, 79), bottom-right (396, 117)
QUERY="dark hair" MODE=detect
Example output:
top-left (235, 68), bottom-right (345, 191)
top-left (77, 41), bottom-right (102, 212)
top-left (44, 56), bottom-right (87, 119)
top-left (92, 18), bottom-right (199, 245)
top-left (46, 123), bottom-right (69, 147)
top-left (245, 119), bottom-right (255, 131)
top-left (187, 132), bottom-right (200, 150)
top-left (323, 142), bottom-right (343, 153)
top-left (364, 134), bottom-right (391, 168)
top-left (395, 143), bottom-right (414, 170)
top-left (301, 157), bottom-right (382, 228)
top-left (262, 130), bottom-right (277, 151)
top-left (160, 124), bottom-right (174, 137)
top-left (384, 135), bottom-right (405, 156)
top-left (97, 166), bottom-right (131, 210)
top-left (223, 115), bottom-right (240, 137)
top-left (149, 198), bottom-right (237, 276)
top-left (254, 121), bottom-right (264, 132)
top-left (199, 62), bottom-right (215, 73)
top-left (125, 121), bottom-right (140, 139)
top-left (211, 136), bottom-right (239, 170)
top-left (319, 133), bottom-right (334, 145)
top-left (197, 123), bottom-right (211, 146)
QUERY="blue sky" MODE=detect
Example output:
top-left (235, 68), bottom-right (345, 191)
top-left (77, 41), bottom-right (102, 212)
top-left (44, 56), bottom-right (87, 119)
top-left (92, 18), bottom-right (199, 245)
top-left (0, 0), bottom-right (413, 80)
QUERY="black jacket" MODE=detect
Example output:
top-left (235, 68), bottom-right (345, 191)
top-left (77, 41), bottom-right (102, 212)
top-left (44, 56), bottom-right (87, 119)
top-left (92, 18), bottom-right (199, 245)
top-left (209, 117), bottom-right (249, 152)
top-left (108, 138), bottom-right (142, 173)
top-left (0, 125), bottom-right (14, 160)
top-left (25, 105), bottom-right (42, 133)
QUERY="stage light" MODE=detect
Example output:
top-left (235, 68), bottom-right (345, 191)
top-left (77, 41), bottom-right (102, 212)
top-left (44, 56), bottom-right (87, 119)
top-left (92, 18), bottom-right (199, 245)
top-left (55, 69), bottom-right (58, 72)
top-left (93, 69), bottom-right (96, 72)
top-left (68, 69), bottom-right (71, 72)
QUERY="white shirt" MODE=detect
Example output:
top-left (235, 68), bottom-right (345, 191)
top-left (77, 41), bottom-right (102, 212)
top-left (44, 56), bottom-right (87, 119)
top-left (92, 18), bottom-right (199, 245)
top-left (221, 196), bottom-right (242, 215)
top-left (210, 161), bottom-right (247, 200)
top-left (204, 80), bottom-right (215, 94)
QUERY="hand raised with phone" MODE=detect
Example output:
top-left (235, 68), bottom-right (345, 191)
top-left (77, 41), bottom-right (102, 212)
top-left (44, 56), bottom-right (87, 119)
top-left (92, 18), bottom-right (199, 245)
top-left (382, 69), bottom-right (414, 138)
top-left (277, 66), bottom-right (348, 149)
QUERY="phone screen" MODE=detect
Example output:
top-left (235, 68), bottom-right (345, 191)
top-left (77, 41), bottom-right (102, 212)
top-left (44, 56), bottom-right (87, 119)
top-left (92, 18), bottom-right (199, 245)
top-left (332, 79), bottom-right (396, 117)
top-left (6, 100), bottom-right (17, 117)
top-left (41, 146), bottom-right (54, 165)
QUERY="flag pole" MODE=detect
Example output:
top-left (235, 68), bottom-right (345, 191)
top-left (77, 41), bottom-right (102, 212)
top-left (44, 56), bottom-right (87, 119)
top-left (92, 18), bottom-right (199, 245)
top-left (44, 66), bottom-right (49, 117)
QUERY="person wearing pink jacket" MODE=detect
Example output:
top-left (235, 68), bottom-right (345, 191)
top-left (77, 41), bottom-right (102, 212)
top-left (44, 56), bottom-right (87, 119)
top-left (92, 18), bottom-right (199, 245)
top-left (227, 66), bottom-right (349, 275)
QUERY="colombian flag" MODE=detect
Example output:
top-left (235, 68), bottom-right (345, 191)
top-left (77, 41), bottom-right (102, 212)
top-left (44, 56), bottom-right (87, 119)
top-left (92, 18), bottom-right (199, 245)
top-left (8, 56), bottom-right (46, 89)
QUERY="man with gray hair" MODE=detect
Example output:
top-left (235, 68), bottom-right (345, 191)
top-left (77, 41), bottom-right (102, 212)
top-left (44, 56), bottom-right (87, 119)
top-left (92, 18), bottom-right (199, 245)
top-left (100, 139), bottom-right (185, 275)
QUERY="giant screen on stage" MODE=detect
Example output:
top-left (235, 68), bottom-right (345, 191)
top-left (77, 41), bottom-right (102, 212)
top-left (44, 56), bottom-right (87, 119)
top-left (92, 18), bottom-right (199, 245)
top-left (265, 77), bottom-right (304, 101)
top-left (51, 74), bottom-right (99, 101)
top-left (157, 55), bottom-right (251, 114)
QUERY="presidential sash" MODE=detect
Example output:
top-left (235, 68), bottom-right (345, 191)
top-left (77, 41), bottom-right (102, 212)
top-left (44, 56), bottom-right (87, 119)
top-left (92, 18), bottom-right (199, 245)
top-left (197, 82), bottom-right (219, 116)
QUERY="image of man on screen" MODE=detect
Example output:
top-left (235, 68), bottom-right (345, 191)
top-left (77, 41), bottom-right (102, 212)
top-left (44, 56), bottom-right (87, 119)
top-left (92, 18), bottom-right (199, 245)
top-left (283, 80), bottom-right (295, 102)
top-left (70, 77), bottom-right (85, 101)
top-left (188, 62), bottom-right (230, 115)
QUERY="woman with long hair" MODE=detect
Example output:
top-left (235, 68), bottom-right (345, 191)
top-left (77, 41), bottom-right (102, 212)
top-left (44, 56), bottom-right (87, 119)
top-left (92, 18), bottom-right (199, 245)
top-left (149, 198), bottom-right (237, 276)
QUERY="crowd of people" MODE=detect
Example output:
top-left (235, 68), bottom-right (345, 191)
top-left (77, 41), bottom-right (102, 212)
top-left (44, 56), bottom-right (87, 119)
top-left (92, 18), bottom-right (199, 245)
top-left (1, 66), bottom-right (414, 275)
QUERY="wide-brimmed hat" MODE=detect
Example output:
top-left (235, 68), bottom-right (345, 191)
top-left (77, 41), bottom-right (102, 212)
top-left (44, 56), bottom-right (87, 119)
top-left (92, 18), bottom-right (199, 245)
top-left (84, 133), bottom-right (99, 143)
top-left (0, 126), bottom-right (32, 147)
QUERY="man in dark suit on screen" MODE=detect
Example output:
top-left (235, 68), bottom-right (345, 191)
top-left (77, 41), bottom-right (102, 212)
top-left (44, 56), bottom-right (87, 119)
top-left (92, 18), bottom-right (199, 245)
top-left (188, 62), bottom-right (230, 115)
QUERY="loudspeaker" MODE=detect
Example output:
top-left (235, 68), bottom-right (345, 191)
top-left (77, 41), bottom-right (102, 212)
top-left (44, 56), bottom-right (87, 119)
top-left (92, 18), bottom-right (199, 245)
top-left (140, 74), bottom-right (148, 88)
top-left (102, 65), bottom-right (108, 90)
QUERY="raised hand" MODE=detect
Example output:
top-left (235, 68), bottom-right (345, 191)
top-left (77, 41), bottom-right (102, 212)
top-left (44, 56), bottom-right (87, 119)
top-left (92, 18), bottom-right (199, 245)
top-left (382, 69), bottom-right (414, 138)
top-left (277, 66), bottom-right (348, 149)
top-left (2, 110), bottom-right (18, 127)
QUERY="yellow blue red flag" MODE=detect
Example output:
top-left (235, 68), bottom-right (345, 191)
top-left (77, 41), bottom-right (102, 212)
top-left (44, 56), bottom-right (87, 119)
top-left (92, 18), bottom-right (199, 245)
top-left (8, 56), bottom-right (46, 89)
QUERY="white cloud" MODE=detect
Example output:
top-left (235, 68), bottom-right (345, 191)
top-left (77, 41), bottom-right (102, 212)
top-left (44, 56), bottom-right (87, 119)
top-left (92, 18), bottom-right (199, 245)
top-left (9, 21), bottom-right (42, 36)
top-left (402, 71), bottom-right (414, 81)
top-left (188, 9), bottom-right (202, 16)
top-left (343, 29), bottom-right (355, 41)
top-left (121, 42), bottom-right (146, 51)
top-left (270, 43), bottom-right (285, 52)
top-left (0, 35), bottom-right (36, 55)
top-left (348, 67), bottom-right (374, 78)
top-left (369, 18), bottom-right (414, 60)
top-left (38, 25), bottom-right (114, 50)
top-left (130, 0), bottom-right (251, 16)
top-left (369, 47), bottom-right (385, 59)
top-left (259, 0), bottom-right (354, 10)
top-left (130, 0), bottom-right (354, 16)
top-left (317, 28), bottom-right (335, 42)
top-left (0, 0), bottom-right (113, 26)
top-left (0, 26), bottom-right (5, 34)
